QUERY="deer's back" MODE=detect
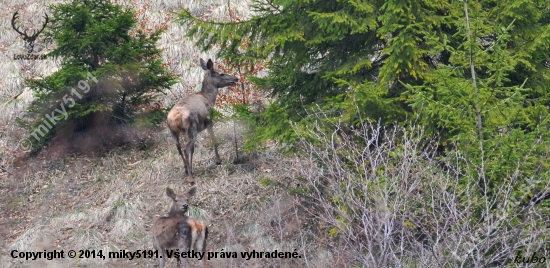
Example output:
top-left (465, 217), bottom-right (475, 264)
top-left (173, 93), bottom-right (212, 114)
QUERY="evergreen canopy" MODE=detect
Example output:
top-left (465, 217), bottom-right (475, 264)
top-left (23, 0), bottom-right (176, 149)
top-left (178, 0), bottom-right (550, 144)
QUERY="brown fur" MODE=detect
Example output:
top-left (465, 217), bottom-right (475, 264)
top-left (167, 58), bottom-right (238, 180)
top-left (187, 219), bottom-right (206, 235)
top-left (153, 187), bottom-right (208, 268)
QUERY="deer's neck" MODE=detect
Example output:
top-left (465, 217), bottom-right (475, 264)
top-left (201, 81), bottom-right (219, 106)
top-left (168, 204), bottom-right (185, 217)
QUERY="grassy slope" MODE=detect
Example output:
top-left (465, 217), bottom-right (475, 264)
top-left (2, 122), bottom-right (310, 268)
top-left (0, 1), bottom-right (319, 267)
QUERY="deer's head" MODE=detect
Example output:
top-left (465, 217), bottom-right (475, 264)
top-left (200, 58), bottom-right (238, 88)
top-left (166, 186), bottom-right (196, 215)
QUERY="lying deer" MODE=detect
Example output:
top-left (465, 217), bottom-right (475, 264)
top-left (153, 187), bottom-right (208, 268)
top-left (167, 58), bottom-right (238, 179)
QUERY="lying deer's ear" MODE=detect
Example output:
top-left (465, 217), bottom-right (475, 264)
top-left (187, 186), bottom-right (197, 198)
top-left (207, 59), bottom-right (213, 70)
top-left (166, 188), bottom-right (176, 199)
top-left (200, 58), bottom-right (208, 70)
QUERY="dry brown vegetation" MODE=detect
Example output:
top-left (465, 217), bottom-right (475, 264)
top-left (0, 1), bottom-right (312, 267)
top-left (1, 121), bottom-right (311, 268)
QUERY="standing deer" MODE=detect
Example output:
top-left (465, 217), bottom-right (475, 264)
top-left (153, 187), bottom-right (208, 268)
top-left (167, 58), bottom-right (238, 179)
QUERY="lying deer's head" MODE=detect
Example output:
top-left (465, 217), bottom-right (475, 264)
top-left (200, 58), bottom-right (238, 88)
top-left (166, 186), bottom-right (196, 215)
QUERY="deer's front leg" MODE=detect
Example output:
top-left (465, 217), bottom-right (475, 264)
top-left (206, 120), bottom-right (221, 165)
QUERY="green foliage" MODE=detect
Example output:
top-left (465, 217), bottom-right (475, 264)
top-left (258, 177), bottom-right (281, 187)
top-left (209, 107), bottom-right (226, 122)
top-left (233, 103), bottom-right (297, 151)
top-left (288, 187), bottom-right (307, 196)
top-left (178, 0), bottom-right (550, 147)
top-left (130, 109), bottom-right (167, 129)
top-left (21, 0), bottom-right (177, 150)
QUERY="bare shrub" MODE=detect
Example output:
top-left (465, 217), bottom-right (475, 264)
top-left (295, 113), bottom-right (550, 267)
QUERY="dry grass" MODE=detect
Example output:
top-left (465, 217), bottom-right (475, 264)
top-left (1, 120), bottom-right (310, 267)
top-left (0, 0), bottom-right (314, 267)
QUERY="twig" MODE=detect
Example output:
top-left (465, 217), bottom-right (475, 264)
top-left (228, 0), bottom-right (241, 164)
top-left (0, 166), bottom-right (12, 175)
top-left (233, 119), bottom-right (239, 163)
top-left (13, 90), bottom-right (24, 99)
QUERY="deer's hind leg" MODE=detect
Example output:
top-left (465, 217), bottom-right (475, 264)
top-left (184, 125), bottom-right (197, 178)
top-left (171, 130), bottom-right (189, 175)
top-left (194, 226), bottom-right (208, 268)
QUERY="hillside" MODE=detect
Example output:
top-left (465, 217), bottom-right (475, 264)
top-left (3, 0), bottom-right (550, 267)
top-left (1, 0), bottom-right (316, 267)
top-left (1, 121), bottom-right (313, 268)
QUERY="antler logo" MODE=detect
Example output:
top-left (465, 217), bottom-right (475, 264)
top-left (11, 11), bottom-right (49, 53)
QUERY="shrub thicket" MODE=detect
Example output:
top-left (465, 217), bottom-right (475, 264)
top-left (295, 113), bottom-right (550, 266)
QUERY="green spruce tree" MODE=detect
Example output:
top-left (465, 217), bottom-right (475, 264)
top-left (21, 0), bottom-right (176, 151)
top-left (177, 0), bottom-right (550, 146)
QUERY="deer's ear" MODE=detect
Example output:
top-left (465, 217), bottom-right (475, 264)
top-left (200, 58), bottom-right (207, 70)
top-left (186, 186), bottom-right (197, 198)
top-left (166, 188), bottom-right (176, 199)
top-left (207, 59), bottom-right (214, 70)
